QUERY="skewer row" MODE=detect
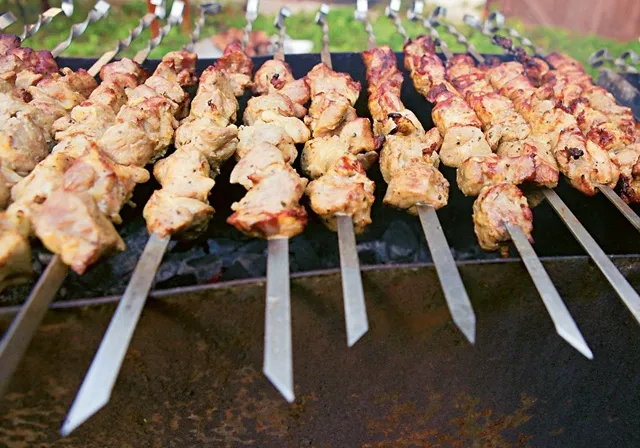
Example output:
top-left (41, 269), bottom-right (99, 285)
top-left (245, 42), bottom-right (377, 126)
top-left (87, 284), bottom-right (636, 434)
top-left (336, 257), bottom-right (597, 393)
top-left (0, 0), bottom-right (638, 437)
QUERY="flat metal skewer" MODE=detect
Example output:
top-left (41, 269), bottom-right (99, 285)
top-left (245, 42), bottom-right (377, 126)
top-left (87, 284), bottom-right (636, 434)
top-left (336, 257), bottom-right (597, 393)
top-left (263, 6), bottom-right (295, 403)
top-left (506, 223), bottom-right (593, 358)
top-left (480, 12), bottom-right (640, 232)
top-left (51, 0), bottom-right (111, 58)
top-left (133, 0), bottom-right (184, 63)
top-left (388, 1), bottom-right (476, 344)
top-left (19, 7), bottom-right (63, 41)
top-left (317, 4), bottom-right (369, 347)
top-left (418, 4), bottom-right (596, 354)
top-left (60, 234), bottom-right (170, 436)
top-left (544, 189), bottom-right (640, 324)
top-left (0, 8), bottom-right (182, 401)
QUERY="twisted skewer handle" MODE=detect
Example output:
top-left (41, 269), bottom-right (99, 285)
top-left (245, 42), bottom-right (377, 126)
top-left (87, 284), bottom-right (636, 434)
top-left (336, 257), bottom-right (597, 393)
top-left (0, 11), bottom-right (17, 30)
top-left (429, 7), bottom-right (485, 64)
top-left (88, 12), bottom-right (156, 77)
top-left (51, 0), bottom-right (111, 58)
top-left (19, 7), bottom-right (63, 41)
top-left (243, 0), bottom-right (259, 50)
top-left (386, 0), bottom-right (408, 43)
top-left (133, 0), bottom-right (184, 64)
top-left (273, 7), bottom-right (290, 61)
top-left (316, 3), bottom-right (331, 67)
top-left (485, 11), bottom-right (545, 56)
top-left (409, 2), bottom-right (453, 60)
top-left (589, 48), bottom-right (638, 73)
top-left (61, 0), bottom-right (74, 17)
top-left (185, 2), bottom-right (221, 52)
top-left (355, 0), bottom-right (376, 50)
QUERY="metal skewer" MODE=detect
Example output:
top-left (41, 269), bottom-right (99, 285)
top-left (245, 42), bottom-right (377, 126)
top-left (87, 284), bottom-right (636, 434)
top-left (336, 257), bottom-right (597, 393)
top-left (263, 6), bottom-right (296, 403)
top-left (0, 6), bottom-right (184, 403)
top-left (589, 48), bottom-right (639, 74)
top-left (316, 4), bottom-right (369, 347)
top-left (185, 2), bottom-right (221, 52)
top-left (464, 12), bottom-right (640, 325)
top-left (59, 2), bottom-right (198, 436)
top-left (133, 0), bottom-right (184, 63)
top-left (243, 0), bottom-right (259, 51)
top-left (51, 0), bottom-right (111, 58)
top-left (62, 0), bottom-right (74, 17)
top-left (425, 7), bottom-right (594, 358)
top-left (19, 7), bottom-right (63, 41)
top-left (475, 12), bottom-right (640, 234)
top-left (385, 0), bottom-right (476, 344)
top-left (0, 12), bottom-right (17, 30)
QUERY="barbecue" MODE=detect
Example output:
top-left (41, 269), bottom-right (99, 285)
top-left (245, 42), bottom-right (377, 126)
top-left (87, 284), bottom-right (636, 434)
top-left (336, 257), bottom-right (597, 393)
top-left (0, 1), bottom-right (639, 444)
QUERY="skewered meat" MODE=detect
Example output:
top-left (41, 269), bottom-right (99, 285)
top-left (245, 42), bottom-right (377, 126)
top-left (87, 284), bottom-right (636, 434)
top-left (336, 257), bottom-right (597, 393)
top-left (145, 43), bottom-right (253, 239)
top-left (487, 61), bottom-right (619, 195)
top-left (447, 54), bottom-right (559, 188)
top-left (30, 51), bottom-right (198, 273)
top-left (228, 58), bottom-right (310, 239)
top-left (364, 45), bottom-right (449, 215)
top-left (473, 183), bottom-right (533, 254)
top-left (301, 62), bottom-right (376, 234)
top-left (404, 35), bottom-right (534, 255)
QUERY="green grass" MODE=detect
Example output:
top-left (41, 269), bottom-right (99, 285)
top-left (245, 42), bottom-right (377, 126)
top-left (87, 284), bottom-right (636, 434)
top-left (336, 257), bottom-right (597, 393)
top-left (4, 0), bottom-right (639, 77)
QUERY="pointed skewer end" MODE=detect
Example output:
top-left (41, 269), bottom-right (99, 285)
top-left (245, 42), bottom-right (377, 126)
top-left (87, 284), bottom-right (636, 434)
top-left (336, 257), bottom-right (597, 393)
top-left (263, 367), bottom-right (295, 403)
top-left (556, 326), bottom-right (594, 360)
top-left (346, 321), bottom-right (369, 348)
top-left (60, 389), bottom-right (110, 437)
top-left (454, 314), bottom-right (476, 345)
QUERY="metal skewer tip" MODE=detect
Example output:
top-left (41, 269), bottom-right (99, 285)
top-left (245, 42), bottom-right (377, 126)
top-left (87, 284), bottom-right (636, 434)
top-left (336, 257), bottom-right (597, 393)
top-left (543, 189), bottom-right (640, 324)
top-left (264, 238), bottom-right (295, 403)
top-left (418, 205), bottom-right (476, 344)
top-left (60, 233), bottom-right (170, 436)
top-left (505, 223), bottom-right (593, 359)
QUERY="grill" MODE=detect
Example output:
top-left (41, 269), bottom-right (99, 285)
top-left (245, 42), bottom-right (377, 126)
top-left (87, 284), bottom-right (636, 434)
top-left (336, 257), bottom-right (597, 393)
top-left (1, 1), bottom-right (640, 445)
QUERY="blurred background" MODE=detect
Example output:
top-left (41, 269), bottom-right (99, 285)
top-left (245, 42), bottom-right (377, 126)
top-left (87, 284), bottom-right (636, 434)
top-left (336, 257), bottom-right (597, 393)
top-left (1, 0), bottom-right (639, 76)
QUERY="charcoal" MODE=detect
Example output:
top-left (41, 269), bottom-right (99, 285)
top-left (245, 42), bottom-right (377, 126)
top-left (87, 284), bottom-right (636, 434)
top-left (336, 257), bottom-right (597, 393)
top-left (384, 221), bottom-right (418, 263)
top-left (357, 240), bottom-right (387, 265)
top-left (180, 254), bottom-right (223, 284)
top-left (223, 253), bottom-right (267, 280)
top-left (290, 237), bottom-right (321, 272)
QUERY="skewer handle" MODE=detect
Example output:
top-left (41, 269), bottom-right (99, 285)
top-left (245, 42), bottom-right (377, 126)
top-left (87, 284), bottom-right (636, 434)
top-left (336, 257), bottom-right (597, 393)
top-left (355, 0), bottom-right (376, 50)
top-left (0, 11), bottom-right (16, 30)
top-left (133, 0), bottom-right (184, 64)
top-left (385, 0), bottom-right (409, 43)
top-left (264, 238), bottom-right (295, 402)
top-left (0, 255), bottom-right (68, 397)
top-left (408, 3), bottom-right (453, 60)
top-left (485, 11), bottom-right (545, 56)
top-left (315, 3), bottom-right (331, 68)
top-left (429, 7), bottom-right (485, 64)
top-left (51, 0), bottom-right (111, 58)
top-left (505, 223), bottom-right (593, 359)
top-left (273, 7), bottom-right (290, 61)
top-left (61, 0), bottom-right (74, 17)
top-left (88, 12), bottom-right (156, 77)
top-left (543, 189), bottom-right (640, 324)
top-left (61, 233), bottom-right (170, 436)
top-left (19, 7), bottom-right (63, 41)
top-left (243, 0), bottom-right (259, 51)
top-left (185, 2), bottom-right (221, 52)
top-left (418, 205), bottom-right (476, 344)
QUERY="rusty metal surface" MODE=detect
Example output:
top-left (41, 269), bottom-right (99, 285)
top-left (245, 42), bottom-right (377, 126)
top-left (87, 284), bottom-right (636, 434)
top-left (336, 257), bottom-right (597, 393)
top-left (2, 257), bottom-right (640, 447)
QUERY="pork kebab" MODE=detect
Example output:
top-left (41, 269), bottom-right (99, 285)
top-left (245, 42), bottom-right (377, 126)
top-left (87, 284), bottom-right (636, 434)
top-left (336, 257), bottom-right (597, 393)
top-left (0, 11), bottom-right (165, 290)
top-left (61, 39), bottom-right (254, 437)
top-left (516, 49), bottom-right (640, 203)
top-left (227, 7), bottom-right (310, 403)
top-left (362, 0), bottom-right (476, 345)
top-left (402, 35), bottom-right (535, 255)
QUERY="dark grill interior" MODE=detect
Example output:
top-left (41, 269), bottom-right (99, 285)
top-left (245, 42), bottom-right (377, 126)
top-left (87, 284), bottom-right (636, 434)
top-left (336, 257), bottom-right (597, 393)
top-left (2, 52), bottom-right (639, 306)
